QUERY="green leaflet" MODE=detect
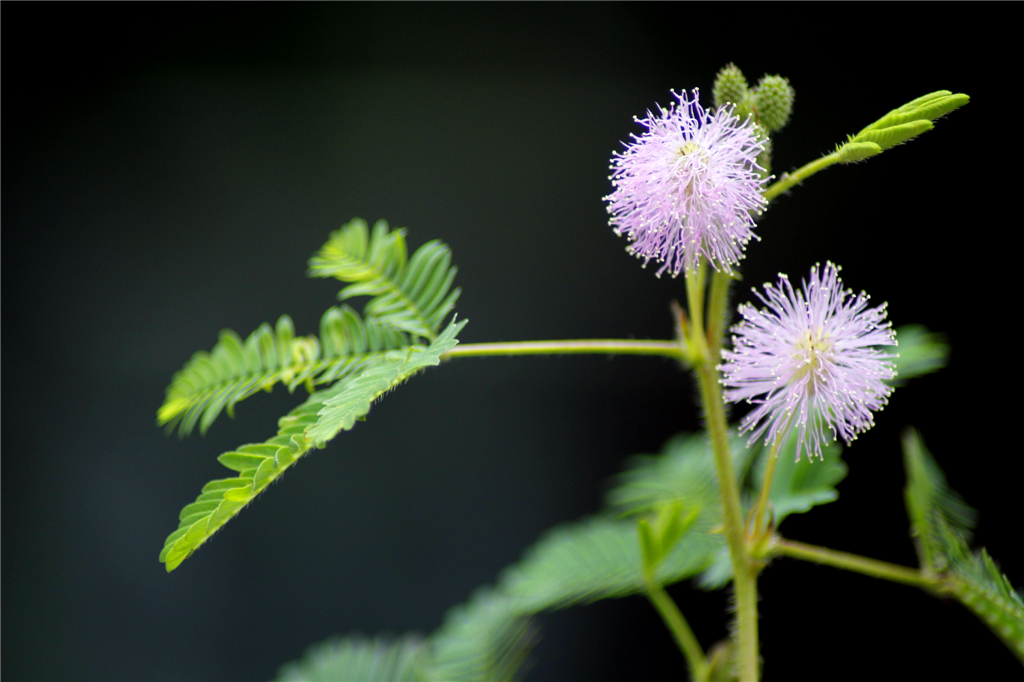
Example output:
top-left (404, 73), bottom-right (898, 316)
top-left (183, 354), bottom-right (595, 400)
top-left (946, 544), bottom-right (1024, 664)
top-left (160, 219), bottom-right (460, 437)
top-left (497, 516), bottom-right (719, 614)
top-left (608, 430), bottom-right (847, 589)
top-left (159, 318), bottom-right (466, 572)
top-left (886, 324), bottom-right (950, 386)
top-left (307, 319), bottom-right (465, 447)
top-left (157, 307), bottom-right (416, 437)
top-left (426, 588), bottom-right (537, 682)
top-left (273, 590), bottom-right (535, 682)
top-left (902, 428), bottom-right (976, 572)
top-left (276, 635), bottom-right (428, 682)
top-left (748, 429), bottom-right (847, 526)
top-left (309, 218), bottom-right (461, 342)
top-left (836, 90), bottom-right (968, 162)
top-left (902, 429), bottom-right (1024, 662)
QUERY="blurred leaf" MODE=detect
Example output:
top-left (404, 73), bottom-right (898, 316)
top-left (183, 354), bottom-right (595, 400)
top-left (902, 428), bottom-right (976, 572)
top-left (426, 588), bottom-right (536, 682)
top-left (886, 324), bottom-right (949, 386)
top-left (749, 429), bottom-right (847, 525)
top-left (275, 635), bottom-right (428, 682)
top-left (901, 429), bottom-right (1023, 663)
top-left (498, 516), bottom-right (719, 614)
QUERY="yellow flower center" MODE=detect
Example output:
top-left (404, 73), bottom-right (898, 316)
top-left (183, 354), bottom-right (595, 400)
top-left (790, 326), bottom-right (833, 391)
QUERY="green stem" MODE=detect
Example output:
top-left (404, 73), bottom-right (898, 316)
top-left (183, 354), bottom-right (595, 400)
top-left (685, 260), bottom-right (708, 345)
top-left (772, 538), bottom-right (939, 591)
top-left (696, 364), bottom-right (760, 680)
top-left (443, 339), bottom-right (682, 359)
top-left (687, 268), bottom-right (759, 681)
top-left (706, 270), bottom-right (733, 362)
top-left (644, 580), bottom-right (710, 681)
top-left (762, 152), bottom-right (841, 203)
top-left (751, 437), bottom-right (783, 542)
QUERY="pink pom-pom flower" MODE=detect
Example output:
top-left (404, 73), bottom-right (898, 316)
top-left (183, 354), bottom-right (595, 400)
top-left (605, 89), bottom-right (768, 276)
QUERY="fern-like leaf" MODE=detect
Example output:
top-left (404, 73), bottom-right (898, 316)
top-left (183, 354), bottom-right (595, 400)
top-left (158, 307), bottom-right (414, 437)
top-left (275, 635), bottom-right (428, 682)
top-left (608, 430), bottom-right (847, 589)
top-left (945, 541), bottom-right (1024, 664)
top-left (901, 429), bottom-right (1024, 661)
top-left (748, 430), bottom-right (847, 526)
top-left (309, 219), bottom-right (461, 341)
top-left (426, 588), bottom-right (537, 682)
top-left (497, 516), bottom-right (718, 614)
top-left (307, 318), bottom-right (465, 446)
top-left (159, 319), bottom-right (466, 572)
top-left (902, 428), bottom-right (977, 573)
top-left (886, 324), bottom-right (950, 387)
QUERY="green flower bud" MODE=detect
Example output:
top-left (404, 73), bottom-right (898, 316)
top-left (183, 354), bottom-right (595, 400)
top-left (755, 128), bottom-right (773, 177)
top-left (713, 63), bottom-right (749, 111)
top-left (752, 75), bottom-right (794, 132)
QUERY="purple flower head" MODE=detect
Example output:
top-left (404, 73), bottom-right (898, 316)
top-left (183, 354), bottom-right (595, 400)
top-left (605, 89), bottom-right (769, 277)
top-left (719, 263), bottom-right (897, 461)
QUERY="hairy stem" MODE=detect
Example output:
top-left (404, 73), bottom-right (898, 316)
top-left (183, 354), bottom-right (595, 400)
top-left (644, 580), bottom-right (710, 681)
top-left (763, 152), bottom-right (841, 202)
top-left (443, 339), bottom-right (682, 359)
top-left (772, 538), bottom-right (939, 591)
top-left (686, 269), bottom-right (759, 681)
top-left (751, 437), bottom-right (783, 543)
top-left (706, 270), bottom-right (733, 361)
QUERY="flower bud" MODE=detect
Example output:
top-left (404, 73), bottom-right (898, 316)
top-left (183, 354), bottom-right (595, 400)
top-left (752, 75), bottom-right (794, 132)
top-left (713, 63), bottom-right (749, 111)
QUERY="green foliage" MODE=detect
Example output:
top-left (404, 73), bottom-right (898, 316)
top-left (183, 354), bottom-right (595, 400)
top-left (946, 544), bottom-right (1024, 664)
top-left (309, 218), bottom-right (461, 341)
top-left (835, 141), bottom-right (882, 164)
top-left (274, 590), bottom-right (535, 682)
top-left (607, 432), bottom-right (755, 525)
top-left (887, 324), bottom-right (950, 386)
top-left (277, 635), bottom-right (428, 682)
top-left (902, 428), bottom-right (976, 572)
top-left (158, 309), bottom-right (413, 437)
top-left (748, 430), bottom-right (847, 525)
top-left (159, 219), bottom-right (460, 437)
top-left (608, 430), bottom-right (847, 589)
top-left (498, 516), bottom-right (719, 614)
top-left (638, 501), bottom-right (699, 576)
top-left (160, 320), bottom-right (465, 572)
top-left (306, 319), bottom-right (465, 447)
top-left (426, 588), bottom-right (536, 682)
top-left (838, 90), bottom-right (968, 162)
top-left (157, 221), bottom-right (465, 572)
top-left (902, 429), bottom-right (1024, 663)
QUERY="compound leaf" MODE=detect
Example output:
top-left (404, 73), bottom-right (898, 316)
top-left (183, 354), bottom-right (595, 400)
top-left (497, 516), bottom-right (718, 614)
top-left (426, 588), bottom-right (537, 682)
top-left (309, 219), bottom-right (461, 341)
top-left (158, 307), bottom-right (414, 437)
top-left (275, 635), bottom-right (428, 682)
top-left (159, 319), bottom-right (466, 572)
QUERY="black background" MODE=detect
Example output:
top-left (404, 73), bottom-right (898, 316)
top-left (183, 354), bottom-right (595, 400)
top-left (4, 5), bottom-right (1020, 681)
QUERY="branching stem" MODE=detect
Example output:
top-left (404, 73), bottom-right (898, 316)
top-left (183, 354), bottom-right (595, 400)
top-left (751, 437), bottom-right (783, 542)
top-left (644, 580), bottom-right (710, 682)
top-left (772, 538), bottom-right (939, 591)
top-left (443, 339), bottom-right (682, 359)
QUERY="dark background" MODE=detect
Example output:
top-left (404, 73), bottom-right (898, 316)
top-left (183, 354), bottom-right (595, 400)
top-left (4, 5), bottom-right (1020, 680)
